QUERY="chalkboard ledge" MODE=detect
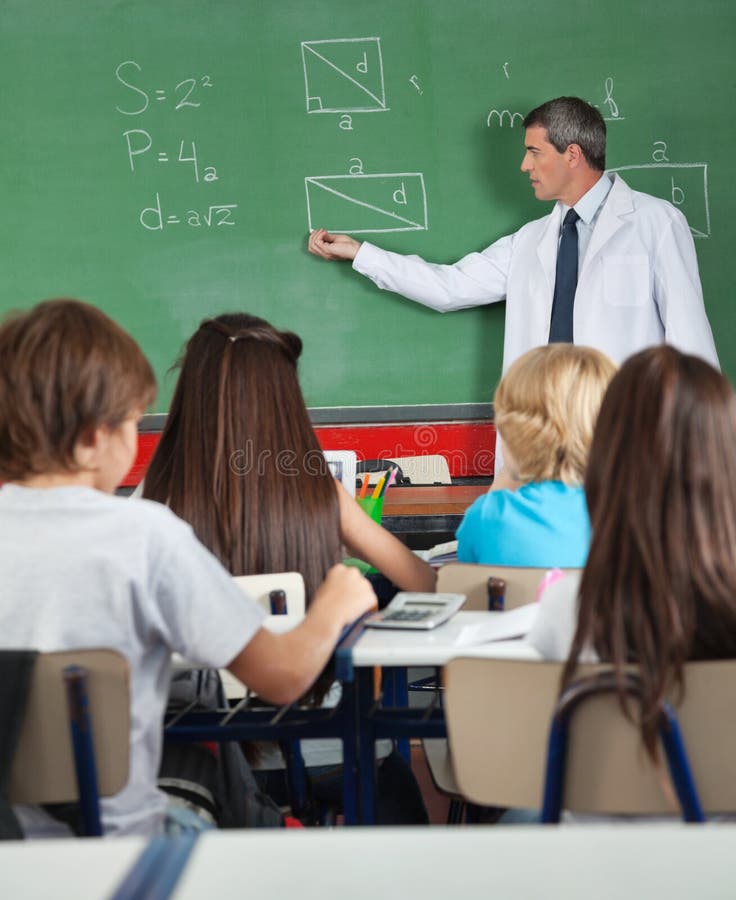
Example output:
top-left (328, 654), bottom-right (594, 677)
top-left (139, 403), bottom-right (494, 432)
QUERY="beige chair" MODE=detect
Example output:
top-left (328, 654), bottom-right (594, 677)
top-left (437, 562), bottom-right (581, 611)
top-left (232, 572), bottom-right (306, 618)
top-left (8, 649), bottom-right (130, 833)
top-left (388, 455), bottom-right (452, 485)
top-left (423, 564), bottom-right (580, 816)
top-left (444, 656), bottom-right (736, 816)
top-left (225, 574), bottom-right (306, 700)
top-left (358, 454), bottom-right (452, 486)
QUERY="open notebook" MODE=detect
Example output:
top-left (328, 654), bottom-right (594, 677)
top-left (452, 602), bottom-right (539, 646)
top-left (417, 539), bottom-right (459, 566)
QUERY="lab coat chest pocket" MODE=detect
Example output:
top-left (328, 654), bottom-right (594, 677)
top-left (603, 254), bottom-right (650, 307)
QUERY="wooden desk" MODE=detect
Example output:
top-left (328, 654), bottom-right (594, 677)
top-left (0, 836), bottom-right (146, 900)
top-left (334, 615), bottom-right (540, 824)
top-left (172, 827), bottom-right (736, 900)
top-left (342, 612), bottom-right (541, 671)
top-left (381, 485), bottom-right (488, 535)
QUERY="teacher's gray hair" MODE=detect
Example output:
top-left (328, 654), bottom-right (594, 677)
top-left (523, 97), bottom-right (606, 171)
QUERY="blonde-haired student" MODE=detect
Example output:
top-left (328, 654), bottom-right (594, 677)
top-left (456, 343), bottom-right (616, 567)
top-left (0, 299), bottom-right (376, 837)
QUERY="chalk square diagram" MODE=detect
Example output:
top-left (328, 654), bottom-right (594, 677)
top-left (305, 173), bottom-right (428, 234)
top-left (301, 37), bottom-right (387, 113)
top-left (609, 163), bottom-right (711, 238)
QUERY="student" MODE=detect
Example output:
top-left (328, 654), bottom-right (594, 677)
top-left (456, 343), bottom-right (616, 567)
top-left (142, 312), bottom-right (434, 822)
top-left (529, 345), bottom-right (736, 760)
top-left (143, 312), bottom-right (436, 601)
top-left (0, 299), bottom-right (377, 837)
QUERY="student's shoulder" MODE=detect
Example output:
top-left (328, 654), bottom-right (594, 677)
top-left (107, 493), bottom-right (195, 539)
top-left (462, 487), bottom-right (512, 522)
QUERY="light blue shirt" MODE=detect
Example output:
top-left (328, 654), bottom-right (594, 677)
top-left (559, 173), bottom-right (614, 267)
top-left (456, 480), bottom-right (590, 568)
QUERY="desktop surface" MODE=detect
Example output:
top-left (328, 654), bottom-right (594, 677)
top-left (171, 826), bottom-right (736, 900)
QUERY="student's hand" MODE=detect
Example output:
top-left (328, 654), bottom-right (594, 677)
top-left (309, 563), bottom-right (377, 627)
top-left (308, 228), bottom-right (362, 261)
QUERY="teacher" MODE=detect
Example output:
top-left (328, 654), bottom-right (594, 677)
top-left (308, 96), bottom-right (718, 373)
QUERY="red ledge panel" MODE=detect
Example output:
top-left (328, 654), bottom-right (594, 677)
top-left (122, 422), bottom-right (496, 487)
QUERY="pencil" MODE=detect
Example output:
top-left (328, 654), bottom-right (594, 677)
top-left (382, 467), bottom-right (398, 496)
top-left (372, 474), bottom-right (387, 499)
top-left (359, 474), bottom-right (370, 499)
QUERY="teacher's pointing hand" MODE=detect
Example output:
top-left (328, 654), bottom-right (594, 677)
top-left (308, 228), bottom-right (362, 262)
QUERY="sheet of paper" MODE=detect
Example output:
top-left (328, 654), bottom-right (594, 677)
top-left (453, 602), bottom-right (539, 646)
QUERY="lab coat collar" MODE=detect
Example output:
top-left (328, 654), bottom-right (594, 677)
top-left (581, 174), bottom-right (635, 274)
top-left (536, 204), bottom-right (562, 293)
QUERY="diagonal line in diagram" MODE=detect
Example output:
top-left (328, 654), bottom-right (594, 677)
top-left (305, 173), bottom-right (428, 234)
top-left (305, 178), bottom-right (423, 229)
top-left (302, 43), bottom-right (386, 110)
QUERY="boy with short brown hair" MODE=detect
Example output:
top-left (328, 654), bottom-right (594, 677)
top-left (0, 298), bottom-right (375, 836)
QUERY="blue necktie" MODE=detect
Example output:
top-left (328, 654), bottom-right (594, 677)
top-left (548, 208), bottom-right (580, 343)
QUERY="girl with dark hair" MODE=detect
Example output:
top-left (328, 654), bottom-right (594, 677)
top-left (144, 313), bottom-right (434, 824)
top-left (530, 345), bottom-right (736, 759)
top-left (144, 313), bottom-right (435, 599)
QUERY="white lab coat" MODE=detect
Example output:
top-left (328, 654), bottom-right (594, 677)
top-left (353, 174), bottom-right (719, 374)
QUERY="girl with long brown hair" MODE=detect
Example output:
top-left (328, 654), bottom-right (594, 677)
top-left (144, 312), bottom-right (433, 823)
top-left (530, 345), bottom-right (736, 758)
top-left (143, 313), bottom-right (435, 598)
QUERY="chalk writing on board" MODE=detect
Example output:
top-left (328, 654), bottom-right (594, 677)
top-left (502, 63), bottom-right (510, 79)
top-left (409, 75), bottom-right (423, 95)
top-left (115, 60), bottom-right (213, 115)
top-left (486, 108), bottom-right (523, 128)
top-left (301, 38), bottom-right (388, 113)
top-left (139, 193), bottom-right (237, 231)
top-left (305, 173), bottom-right (428, 234)
top-left (122, 131), bottom-right (218, 182)
top-left (600, 76), bottom-right (625, 122)
top-left (608, 163), bottom-right (710, 237)
top-left (115, 60), bottom-right (236, 231)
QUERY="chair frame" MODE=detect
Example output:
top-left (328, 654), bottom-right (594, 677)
top-left (541, 671), bottom-right (705, 823)
top-left (9, 648), bottom-right (130, 837)
top-left (444, 657), bottom-right (736, 820)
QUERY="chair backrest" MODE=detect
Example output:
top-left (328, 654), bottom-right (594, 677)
top-left (388, 455), bottom-right (452, 485)
top-left (8, 649), bottom-right (130, 806)
top-left (437, 563), bottom-right (581, 611)
top-left (232, 572), bottom-right (306, 618)
top-left (444, 657), bottom-right (736, 815)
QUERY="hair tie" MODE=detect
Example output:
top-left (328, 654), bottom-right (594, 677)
top-left (200, 318), bottom-right (301, 363)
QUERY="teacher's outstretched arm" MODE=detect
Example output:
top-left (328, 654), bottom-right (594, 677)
top-left (308, 228), bottom-right (362, 261)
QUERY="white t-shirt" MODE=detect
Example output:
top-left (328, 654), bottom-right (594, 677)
top-left (0, 484), bottom-right (265, 836)
top-left (528, 570), bottom-right (586, 661)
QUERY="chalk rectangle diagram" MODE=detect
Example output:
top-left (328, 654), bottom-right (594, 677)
top-left (301, 37), bottom-right (387, 113)
top-left (305, 173), bottom-right (428, 234)
top-left (608, 163), bottom-right (710, 238)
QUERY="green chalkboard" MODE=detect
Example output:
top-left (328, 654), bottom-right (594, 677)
top-left (1, 0), bottom-right (734, 411)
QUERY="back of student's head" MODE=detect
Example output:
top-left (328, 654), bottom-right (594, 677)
top-left (566, 345), bottom-right (736, 756)
top-left (494, 344), bottom-right (616, 486)
top-left (143, 313), bottom-right (341, 598)
top-left (0, 298), bottom-right (156, 480)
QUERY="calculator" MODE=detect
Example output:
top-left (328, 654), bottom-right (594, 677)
top-left (364, 592), bottom-right (466, 630)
